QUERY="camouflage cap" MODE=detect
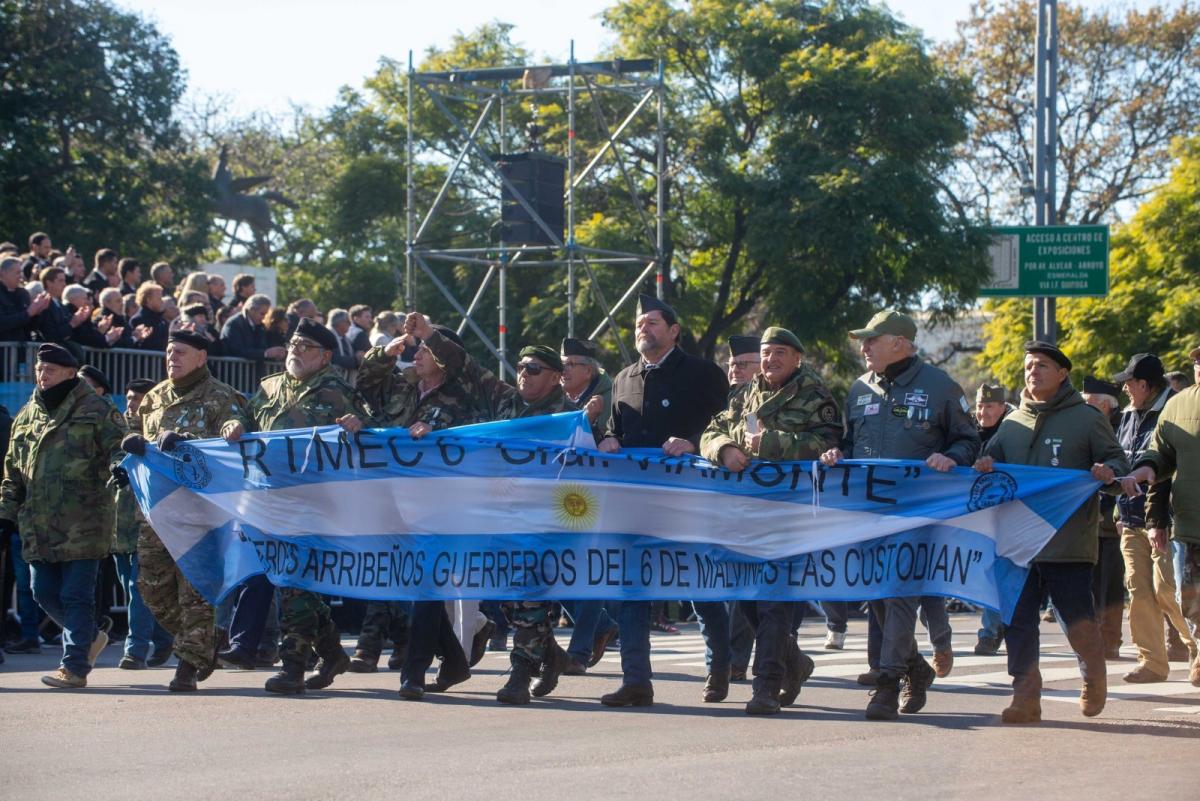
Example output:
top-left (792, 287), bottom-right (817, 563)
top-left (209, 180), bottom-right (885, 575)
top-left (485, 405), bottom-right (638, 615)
top-left (849, 310), bottom-right (917, 340)
top-left (761, 326), bottom-right (804, 353)
top-left (976, 383), bottom-right (1005, 404)
top-left (518, 345), bottom-right (563, 372)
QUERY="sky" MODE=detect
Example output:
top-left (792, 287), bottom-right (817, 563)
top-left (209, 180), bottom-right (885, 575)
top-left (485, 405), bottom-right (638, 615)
top-left (113, 0), bottom-right (1171, 119)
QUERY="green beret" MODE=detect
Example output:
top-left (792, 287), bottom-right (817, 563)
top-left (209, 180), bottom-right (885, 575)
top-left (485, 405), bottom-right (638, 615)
top-left (849, 310), bottom-right (917, 341)
top-left (761, 326), bottom-right (804, 353)
top-left (518, 345), bottom-right (562, 372)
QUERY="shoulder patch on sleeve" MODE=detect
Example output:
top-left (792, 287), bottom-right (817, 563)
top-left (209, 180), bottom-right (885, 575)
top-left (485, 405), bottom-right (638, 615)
top-left (820, 403), bottom-right (838, 423)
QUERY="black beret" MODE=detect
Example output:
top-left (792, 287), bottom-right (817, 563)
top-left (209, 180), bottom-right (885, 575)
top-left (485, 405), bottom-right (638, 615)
top-left (1082, 376), bottom-right (1121, 397)
top-left (126, 378), bottom-right (158, 394)
top-left (518, 345), bottom-right (563, 372)
top-left (636, 293), bottom-right (677, 326)
top-left (431, 324), bottom-right (464, 350)
top-left (295, 318), bottom-right (338, 352)
top-left (79, 365), bottom-right (111, 395)
top-left (181, 303), bottom-right (209, 318)
top-left (36, 343), bottom-right (78, 368)
top-left (728, 335), bottom-right (760, 357)
top-left (1023, 340), bottom-right (1072, 370)
top-left (168, 329), bottom-right (211, 352)
top-left (561, 337), bottom-right (598, 359)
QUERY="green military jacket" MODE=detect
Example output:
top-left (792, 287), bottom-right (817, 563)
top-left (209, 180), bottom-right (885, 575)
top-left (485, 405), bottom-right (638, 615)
top-left (1139, 385), bottom-right (1200, 545)
top-left (701, 365), bottom-right (842, 463)
top-left (1, 380), bottom-right (127, 562)
top-left (112, 409), bottom-right (142, 554)
top-left (495, 384), bottom-right (577, 421)
top-left (357, 331), bottom-right (483, 429)
top-left (235, 365), bottom-right (366, 433)
top-left (132, 367), bottom-right (249, 440)
top-left (984, 381), bottom-right (1130, 563)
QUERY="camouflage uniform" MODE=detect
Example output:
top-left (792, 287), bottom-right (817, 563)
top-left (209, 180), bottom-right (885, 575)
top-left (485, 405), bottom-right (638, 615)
top-left (0, 380), bottom-right (126, 678)
top-left (496, 384), bottom-right (579, 669)
top-left (354, 332), bottom-right (486, 666)
top-left (701, 364), bottom-right (843, 704)
top-left (132, 368), bottom-right (249, 671)
top-left (230, 366), bottom-right (367, 671)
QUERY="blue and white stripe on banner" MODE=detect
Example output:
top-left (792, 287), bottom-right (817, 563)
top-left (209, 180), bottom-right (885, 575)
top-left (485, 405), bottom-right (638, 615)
top-left (123, 411), bottom-right (1101, 622)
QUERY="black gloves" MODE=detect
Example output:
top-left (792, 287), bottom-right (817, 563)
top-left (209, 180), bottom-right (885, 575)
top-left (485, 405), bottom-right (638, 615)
top-left (120, 433), bottom-right (147, 456)
top-left (110, 466), bottom-right (130, 488)
top-left (156, 431), bottom-right (188, 452)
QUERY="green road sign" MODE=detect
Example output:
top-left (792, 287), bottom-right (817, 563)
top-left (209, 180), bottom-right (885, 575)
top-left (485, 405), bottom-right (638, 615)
top-left (981, 224), bottom-right (1109, 297)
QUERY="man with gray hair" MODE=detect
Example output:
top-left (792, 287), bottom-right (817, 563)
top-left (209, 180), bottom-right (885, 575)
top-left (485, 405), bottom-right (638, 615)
top-left (219, 294), bottom-right (285, 361)
top-left (325, 308), bottom-right (360, 379)
top-left (0, 256), bottom-right (50, 342)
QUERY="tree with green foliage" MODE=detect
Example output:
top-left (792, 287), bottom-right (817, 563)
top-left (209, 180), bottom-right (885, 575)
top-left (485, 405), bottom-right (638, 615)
top-left (0, 0), bottom-right (211, 264)
top-left (979, 137), bottom-right (1200, 389)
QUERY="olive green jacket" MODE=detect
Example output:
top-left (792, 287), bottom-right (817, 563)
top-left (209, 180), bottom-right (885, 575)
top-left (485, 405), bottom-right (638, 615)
top-left (1139, 385), bottom-right (1200, 545)
top-left (233, 366), bottom-right (366, 433)
top-left (701, 366), bottom-right (842, 463)
top-left (1, 381), bottom-right (127, 562)
top-left (983, 381), bottom-right (1129, 563)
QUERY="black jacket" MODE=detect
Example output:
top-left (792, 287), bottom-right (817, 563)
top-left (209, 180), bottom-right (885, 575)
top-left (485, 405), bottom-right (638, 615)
top-left (33, 297), bottom-right (74, 345)
top-left (69, 303), bottom-right (108, 350)
top-left (1116, 388), bottom-right (1175, 527)
top-left (220, 311), bottom-right (269, 360)
top-left (82, 270), bottom-right (110, 300)
top-left (0, 285), bottom-right (32, 342)
top-left (129, 307), bottom-right (169, 351)
top-left (605, 347), bottom-right (729, 449)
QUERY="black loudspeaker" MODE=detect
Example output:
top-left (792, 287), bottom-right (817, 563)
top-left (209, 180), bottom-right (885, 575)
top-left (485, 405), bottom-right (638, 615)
top-left (496, 152), bottom-right (565, 246)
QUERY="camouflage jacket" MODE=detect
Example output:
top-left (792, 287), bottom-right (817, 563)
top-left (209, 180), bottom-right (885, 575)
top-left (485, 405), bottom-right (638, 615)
top-left (131, 367), bottom-right (250, 440)
top-left (235, 366), bottom-right (367, 433)
top-left (701, 366), bottom-right (842, 463)
top-left (1, 380), bottom-right (127, 562)
top-left (495, 384), bottom-right (577, 421)
top-left (357, 331), bottom-right (484, 429)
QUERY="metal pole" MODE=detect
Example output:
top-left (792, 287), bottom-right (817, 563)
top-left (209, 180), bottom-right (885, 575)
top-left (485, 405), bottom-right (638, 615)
top-left (498, 83), bottom-right (508, 378)
top-left (405, 51), bottom-right (415, 312)
top-left (1033, 0), bottom-right (1058, 343)
top-left (567, 40), bottom-right (577, 337)
top-left (655, 59), bottom-right (666, 301)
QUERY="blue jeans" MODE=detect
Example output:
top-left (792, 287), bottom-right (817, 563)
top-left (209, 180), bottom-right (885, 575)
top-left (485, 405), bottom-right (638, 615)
top-left (564, 600), bottom-right (616, 665)
top-left (615, 600), bottom-right (652, 685)
top-left (821, 601), bottom-right (848, 634)
top-left (693, 601), bottom-right (730, 675)
top-left (31, 559), bottom-right (99, 677)
top-left (978, 607), bottom-right (1004, 640)
top-left (1005, 562), bottom-right (1104, 698)
top-left (112, 553), bottom-right (172, 661)
top-left (9, 532), bottom-right (40, 640)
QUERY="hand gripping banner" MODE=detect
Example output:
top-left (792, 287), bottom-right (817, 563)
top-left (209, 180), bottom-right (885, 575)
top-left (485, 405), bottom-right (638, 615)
top-left (123, 412), bottom-right (1101, 621)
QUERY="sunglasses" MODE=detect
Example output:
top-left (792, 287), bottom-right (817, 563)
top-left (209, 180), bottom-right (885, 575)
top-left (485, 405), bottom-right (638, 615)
top-left (517, 361), bottom-right (546, 375)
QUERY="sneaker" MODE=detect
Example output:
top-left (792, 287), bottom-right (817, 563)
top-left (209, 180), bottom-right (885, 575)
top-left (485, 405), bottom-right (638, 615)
top-left (87, 631), bottom-right (109, 667)
top-left (41, 667), bottom-right (87, 688)
top-left (118, 655), bottom-right (147, 670)
top-left (4, 637), bottom-right (41, 654)
top-left (824, 630), bottom-right (846, 650)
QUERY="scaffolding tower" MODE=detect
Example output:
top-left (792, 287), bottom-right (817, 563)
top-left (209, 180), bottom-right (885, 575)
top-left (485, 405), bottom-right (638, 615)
top-left (405, 44), bottom-right (666, 378)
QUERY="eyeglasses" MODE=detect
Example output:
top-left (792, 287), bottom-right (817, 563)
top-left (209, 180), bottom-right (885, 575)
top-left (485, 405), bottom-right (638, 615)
top-left (286, 339), bottom-right (319, 354)
top-left (562, 360), bottom-right (590, 370)
top-left (517, 361), bottom-right (546, 375)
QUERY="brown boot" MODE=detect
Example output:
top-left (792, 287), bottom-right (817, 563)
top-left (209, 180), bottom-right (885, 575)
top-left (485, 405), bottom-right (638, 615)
top-left (1001, 695), bottom-right (1041, 724)
top-left (1079, 676), bottom-right (1106, 717)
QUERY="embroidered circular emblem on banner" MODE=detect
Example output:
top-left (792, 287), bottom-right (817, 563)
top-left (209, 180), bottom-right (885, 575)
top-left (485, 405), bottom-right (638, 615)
top-left (967, 471), bottom-right (1017, 512)
top-left (171, 443), bottom-right (212, 490)
top-left (554, 483), bottom-right (598, 531)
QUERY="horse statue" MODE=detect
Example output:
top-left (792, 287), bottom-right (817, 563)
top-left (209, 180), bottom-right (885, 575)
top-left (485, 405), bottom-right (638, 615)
top-left (211, 144), bottom-right (296, 266)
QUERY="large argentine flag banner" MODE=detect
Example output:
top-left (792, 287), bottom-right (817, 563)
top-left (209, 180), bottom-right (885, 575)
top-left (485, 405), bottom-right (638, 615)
top-left (123, 412), bottom-right (1100, 621)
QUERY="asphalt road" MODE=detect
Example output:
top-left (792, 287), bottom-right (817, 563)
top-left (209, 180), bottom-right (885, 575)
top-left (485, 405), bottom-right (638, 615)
top-left (2, 614), bottom-right (1196, 801)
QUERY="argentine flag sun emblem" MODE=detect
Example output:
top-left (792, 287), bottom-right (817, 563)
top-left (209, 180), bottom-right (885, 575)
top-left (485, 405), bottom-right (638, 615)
top-left (554, 483), bottom-right (598, 530)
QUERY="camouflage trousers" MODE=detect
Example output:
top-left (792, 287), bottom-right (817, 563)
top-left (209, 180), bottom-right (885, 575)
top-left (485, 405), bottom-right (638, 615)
top-left (504, 600), bottom-right (554, 668)
top-left (279, 588), bottom-right (340, 666)
top-left (354, 601), bottom-right (410, 659)
top-left (136, 524), bottom-right (217, 670)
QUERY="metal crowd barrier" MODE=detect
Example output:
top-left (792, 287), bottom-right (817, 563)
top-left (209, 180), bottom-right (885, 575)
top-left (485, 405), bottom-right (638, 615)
top-left (0, 341), bottom-right (282, 396)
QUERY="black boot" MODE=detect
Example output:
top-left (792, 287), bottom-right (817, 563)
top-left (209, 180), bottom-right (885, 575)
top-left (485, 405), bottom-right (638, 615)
top-left (168, 660), bottom-right (198, 692)
top-left (779, 642), bottom-right (815, 707)
top-left (305, 623), bottom-right (350, 690)
top-left (746, 687), bottom-right (781, 715)
top-left (703, 668), bottom-right (730, 702)
top-left (265, 658), bottom-right (307, 695)
top-left (531, 642), bottom-right (567, 698)
top-left (900, 656), bottom-right (935, 714)
top-left (865, 673), bottom-right (901, 720)
top-left (496, 659), bottom-right (533, 705)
